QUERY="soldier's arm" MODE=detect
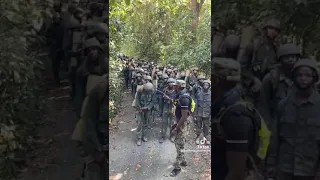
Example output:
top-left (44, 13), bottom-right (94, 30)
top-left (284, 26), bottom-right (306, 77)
top-left (83, 85), bottom-right (102, 152)
top-left (136, 91), bottom-right (142, 109)
top-left (257, 74), bottom-right (273, 126)
top-left (222, 108), bottom-right (253, 180)
top-left (175, 97), bottom-right (190, 130)
top-left (239, 44), bottom-right (257, 82)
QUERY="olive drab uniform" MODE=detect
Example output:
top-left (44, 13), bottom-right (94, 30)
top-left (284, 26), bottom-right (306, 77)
top-left (161, 79), bottom-right (177, 140)
top-left (82, 77), bottom-right (108, 180)
top-left (195, 85), bottom-right (211, 143)
top-left (258, 44), bottom-right (301, 126)
top-left (268, 59), bottom-right (320, 180)
top-left (186, 74), bottom-right (197, 94)
top-left (134, 83), bottom-right (156, 145)
top-left (158, 74), bottom-right (169, 116)
top-left (191, 75), bottom-right (205, 100)
top-left (240, 19), bottom-right (280, 104)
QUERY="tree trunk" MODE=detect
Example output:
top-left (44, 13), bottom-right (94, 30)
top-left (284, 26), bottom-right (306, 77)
top-left (190, 0), bottom-right (205, 42)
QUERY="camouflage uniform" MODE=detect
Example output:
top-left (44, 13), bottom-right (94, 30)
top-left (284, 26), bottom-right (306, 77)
top-left (191, 75), bottom-right (205, 100)
top-left (258, 43), bottom-right (301, 126)
top-left (160, 78), bottom-right (176, 142)
top-left (171, 80), bottom-right (190, 176)
top-left (268, 59), bottom-right (320, 180)
top-left (195, 80), bottom-right (211, 144)
top-left (134, 83), bottom-right (156, 146)
top-left (158, 74), bottom-right (168, 116)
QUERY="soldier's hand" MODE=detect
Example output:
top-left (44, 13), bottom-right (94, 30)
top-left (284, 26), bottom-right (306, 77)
top-left (170, 128), bottom-right (178, 137)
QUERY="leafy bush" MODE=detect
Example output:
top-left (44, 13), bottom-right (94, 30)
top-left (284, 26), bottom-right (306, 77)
top-left (0, 0), bottom-right (51, 178)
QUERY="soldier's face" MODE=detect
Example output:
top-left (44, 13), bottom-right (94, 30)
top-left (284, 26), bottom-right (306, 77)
top-left (281, 55), bottom-right (298, 68)
top-left (88, 48), bottom-right (99, 59)
top-left (294, 66), bottom-right (315, 89)
top-left (267, 27), bottom-right (279, 40)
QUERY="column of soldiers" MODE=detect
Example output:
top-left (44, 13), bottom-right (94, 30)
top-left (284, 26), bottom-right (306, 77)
top-left (120, 56), bottom-right (212, 177)
top-left (212, 18), bottom-right (320, 180)
top-left (46, 1), bottom-right (109, 180)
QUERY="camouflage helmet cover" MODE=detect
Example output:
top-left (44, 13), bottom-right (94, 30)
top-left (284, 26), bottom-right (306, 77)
top-left (167, 78), bottom-right (176, 84)
top-left (176, 80), bottom-right (186, 88)
top-left (145, 76), bottom-right (152, 81)
top-left (162, 73), bottom-right (169, 79)
top-left (212, 57), bottom-right (241, 82)
top-left (203, 80), bottom-right (211, 86)
top-left (292, 58), bottom-right (319, 82)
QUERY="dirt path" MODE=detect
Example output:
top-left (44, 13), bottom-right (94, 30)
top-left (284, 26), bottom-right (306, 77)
top-left (109, 89), bottom-right (211, 180)
top-left (18, 79), bottom-right (83, 180)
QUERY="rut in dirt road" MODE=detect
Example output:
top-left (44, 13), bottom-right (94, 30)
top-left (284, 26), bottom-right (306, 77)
top-left (109, 89), bottom-right (211, 180)
top-left (18, 79), bottom-right (83, 180)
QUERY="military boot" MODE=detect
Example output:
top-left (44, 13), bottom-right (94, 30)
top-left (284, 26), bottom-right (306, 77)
top-left (159, 136), bottom-right (165, 143)
top-left (142, 136), bottom-right (148, 142)
top-left (137, 139), bottom-right (142, 146)
top-left (195, 136), bottom-right (200, 145)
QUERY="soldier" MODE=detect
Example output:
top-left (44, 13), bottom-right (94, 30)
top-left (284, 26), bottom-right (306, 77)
top-left (74, 37), bottom-right (105, 116)
top-left (186, 68), bottom-right (198, 94)
top-left (46, 12), bottom-right (64, 85)
top-left (145, 76), bottom-right (153, 84)
top-left (240, 18), bottom-right (281, 97)
top-left (258, 43), bottom-right (301, 126)
top-left (160, 78), bottom-right (177, 143)
top-left (82, 76), bottom-right (108, 180)
top-left (170, 80), bottom-right (191, 177)
top-left (267, 59), bottom-right (320, 180)
top-left (195, 80), bottom-right (211, 145)
top-left (132, 73), bottom-right (144, 97)
top-left (123, 63), bottom-right (130, 89)
top-left (177, 71), bottom-right (186, 81)
top-left (191, 75), bottom-right (205, 100)
top-left (211, 57), bottom-right (256, 180)
top-left (158, 73), bottom-right (169, 117)
top-left (134, 83), bottom-right (156, 146)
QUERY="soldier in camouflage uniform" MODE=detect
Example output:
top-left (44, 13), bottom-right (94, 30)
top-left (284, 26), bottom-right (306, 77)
top-left (186, 68), bottom-right (198, 93)
top-left (160, 78), bottom-right (177, 143)
top-left (191, 75), bottom-right (205, 100)
top-left (195, 80), bottom-right (211, 145)
top-left (158, 73), bottom-right (169, 117)
top-left (132, 73), bottom-right (144, 97)
top-left (82, 77), bottom-right (108, 180)
top-left (134, 83), bottom-right (156, 146)
top-left (267, 59), bottom-right (320, 180)
top-left (170, 80), bottom-right (190, 177)
top-left (240, 19), bottom-right (281, 101)
top-left (258, 43), bottom-right (301, 126)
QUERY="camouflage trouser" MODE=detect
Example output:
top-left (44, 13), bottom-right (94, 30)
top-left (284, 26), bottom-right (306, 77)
top-left (84, 154), bottom-right (107, 180)
top-left (174, 124), bottom-right (187, 169)
top-left (158, 96), bottom-right (164, 115)
top-left (161, 111), bottom-right (173, 138)
top-left (136, 111), bottom-right (150, 139)
top-left (196, 116), bottom-right (210, 138)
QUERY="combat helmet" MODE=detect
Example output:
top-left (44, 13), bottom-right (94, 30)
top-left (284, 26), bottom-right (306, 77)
top-left (135, 73), bottom-right (142, 78)
top-left (91, 23), bottom-right (108, 35)
top-left (292, 59), bottom-right (319, 82)
top-left (203, 80), bottom-right (211, 86)
top-left (176, 80), bottom-right (186, 88)
top-left (212, 57), bottom-right (241, 82)
top-left (167, 78), bottom-right (176, 84)
top-left (278, 44), bottom-right (301, 59)
top-left (162, 73), bottom-right (169, 79)
top-left (143, 82), bottom-right (154, 91)
top-left (263, 19), bottom-right (280, 31)
top-left (82, 38), bottom-right (102, 51)
top-left (145, 76), bottom-right (152, 81)
top-left (157, 71), bottom-right (163, 77)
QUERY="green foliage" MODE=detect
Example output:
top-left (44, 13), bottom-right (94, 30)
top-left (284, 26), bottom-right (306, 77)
top-left (0, 0), bottom-right (50, 178)
top-left (213, 0), bottom-right (320, 57)
top-left (109, 0), bottom-right (211, 121)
